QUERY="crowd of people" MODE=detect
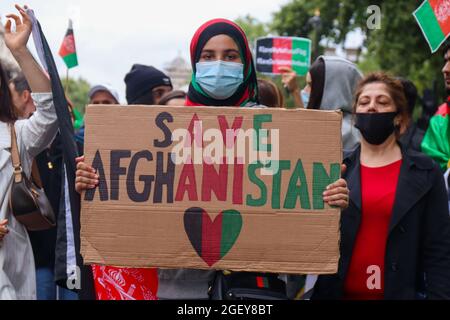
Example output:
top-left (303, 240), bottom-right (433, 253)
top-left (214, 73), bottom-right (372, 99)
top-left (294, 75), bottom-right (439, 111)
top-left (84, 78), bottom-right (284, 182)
top-left (0, 5), bottom-right (450, 301)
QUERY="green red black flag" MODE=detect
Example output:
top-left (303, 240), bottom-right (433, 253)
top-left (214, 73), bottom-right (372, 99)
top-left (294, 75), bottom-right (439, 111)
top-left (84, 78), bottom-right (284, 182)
top-left (59, 19), bottom-right (78, 69)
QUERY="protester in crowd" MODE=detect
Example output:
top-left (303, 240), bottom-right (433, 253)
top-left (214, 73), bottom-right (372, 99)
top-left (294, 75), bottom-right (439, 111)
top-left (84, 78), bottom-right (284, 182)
top-left (258, 79), bottom-right (284, 108)
top-left (398, 78), bottom-right (425, 153)
top-left (0, 5), bottom-right (59, 300)
top-left (8, 73), bottom-right (35, 119)
top-left (312, 72), bottom-right (450, 300)
top-left (422, 42), bottom-right (450, 171)
top-left (281, 57), bottom-right (362, 151)
top-left (124, 64), bottom-right (173, 105)
top-left (89, 84), bottom-right (120, 105)
top-left (7, 73), bottom-right (77, 300)
top-left (75, 18), bottom-right (350, 300)
top-left (158, 90), bottom-right (187, 106)
top-left (75, 83), bottom-right (120, 153)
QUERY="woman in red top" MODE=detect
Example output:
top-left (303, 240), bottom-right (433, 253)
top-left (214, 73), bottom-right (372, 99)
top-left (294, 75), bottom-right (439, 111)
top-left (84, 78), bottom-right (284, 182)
top-left (313, 72), bottom-right (450, 300)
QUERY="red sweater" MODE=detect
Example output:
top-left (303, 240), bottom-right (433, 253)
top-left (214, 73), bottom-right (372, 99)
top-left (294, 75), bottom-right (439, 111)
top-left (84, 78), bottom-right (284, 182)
top-left (344, 159), bottom-right (402, 300)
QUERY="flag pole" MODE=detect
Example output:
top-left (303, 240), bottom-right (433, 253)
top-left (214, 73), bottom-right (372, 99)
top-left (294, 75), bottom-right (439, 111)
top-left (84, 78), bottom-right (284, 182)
top-left (65, 68), bottom-right (69, 94)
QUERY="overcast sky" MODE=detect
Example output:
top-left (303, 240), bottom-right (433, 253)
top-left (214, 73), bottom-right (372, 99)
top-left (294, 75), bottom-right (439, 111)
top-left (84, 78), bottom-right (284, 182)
top-left (0, 1), bottom-right (363, 103)
top-left (0, 0), bottom-right (294, 102)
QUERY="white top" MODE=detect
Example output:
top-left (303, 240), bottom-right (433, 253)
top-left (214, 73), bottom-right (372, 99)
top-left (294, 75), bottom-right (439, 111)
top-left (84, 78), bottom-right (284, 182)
top-left (0, 93), bottom-right (58, 300)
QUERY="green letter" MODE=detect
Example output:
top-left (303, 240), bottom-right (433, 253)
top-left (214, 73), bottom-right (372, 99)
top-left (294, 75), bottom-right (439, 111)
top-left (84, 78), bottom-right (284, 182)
top-left (246, 162), bottom-right (267, 207)
top-left (253, 114), bottom-right (272, 152)
top-left (313, 163), bottom-right (341, 209)
top-left (271, 161), bottom-right (291, 209)
top-left (284, 160), bottom-right (311, 210)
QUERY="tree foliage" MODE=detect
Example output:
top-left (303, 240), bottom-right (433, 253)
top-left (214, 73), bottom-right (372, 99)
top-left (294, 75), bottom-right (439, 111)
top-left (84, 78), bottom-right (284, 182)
top-left (65, 77), bottom-right (91, 116)
top-left (270, 0), bottom-right (447, 100)
top-left (235, 15), bottom-right (270, 50)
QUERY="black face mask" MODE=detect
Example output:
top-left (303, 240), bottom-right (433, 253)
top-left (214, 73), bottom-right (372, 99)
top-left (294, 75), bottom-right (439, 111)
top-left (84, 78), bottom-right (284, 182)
top-left (355, 112), bottom-right (398, 145)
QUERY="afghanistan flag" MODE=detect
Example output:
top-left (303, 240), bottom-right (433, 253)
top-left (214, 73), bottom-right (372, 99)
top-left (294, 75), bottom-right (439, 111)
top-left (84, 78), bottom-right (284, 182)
top-left (59, 19), bottom-right (79, 69)
top-left (27, 9), bottom-right (93, 297)
top-left (413, 0), bottom-right (450, 53)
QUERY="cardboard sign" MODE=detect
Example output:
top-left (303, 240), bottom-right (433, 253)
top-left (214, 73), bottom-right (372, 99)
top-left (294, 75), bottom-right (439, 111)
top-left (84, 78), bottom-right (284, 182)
top-left (81, 105), bottom-right (342, 275)
top-left (256, 36), bottom-right (312, 76)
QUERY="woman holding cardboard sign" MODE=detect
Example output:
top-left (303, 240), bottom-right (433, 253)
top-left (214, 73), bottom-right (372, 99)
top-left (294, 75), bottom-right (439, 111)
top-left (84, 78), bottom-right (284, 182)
top-left (312, 72), bottom-right (450, 300)
top-left (0, 5), bottom-right (58, 299)
top-left (75, 19), bottom-right (350, 300)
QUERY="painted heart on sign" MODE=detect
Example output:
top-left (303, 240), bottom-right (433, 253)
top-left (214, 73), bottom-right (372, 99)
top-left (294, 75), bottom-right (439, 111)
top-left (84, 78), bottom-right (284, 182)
top-left (184, 207), bottom-right (243, 267)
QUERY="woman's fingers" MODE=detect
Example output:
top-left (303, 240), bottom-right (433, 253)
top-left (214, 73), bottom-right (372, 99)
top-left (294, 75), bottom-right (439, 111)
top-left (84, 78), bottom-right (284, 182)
top-left (323, 192), bottom-right (348, 202)
top-left (325, 179), bottom-right (347, 191)
top-left (76, 175), bottom-right (98, 186)
top-left (76, 167), bottom-right (98, 180)
top-left (75, 180), bottom-right (96, 194)
top-left (323, 178), bottom-right (349, 209)
top-left (323, 186), bottom-right (349, 197)
top-left (278, 66), bottom-right (294, 73)
top-left (16, 5), bottom-right (31, 26)
top-left (75, 156), bottom-right (86, 164)
top-left (327, 200), bottom-right (349, 209)
top-left (6, 14), bottom-right (22, 28)
top-left (4, 18), bottom-right (12, 33)
top-left (0, 222), bottom-right (9, 236)
top-left (76, 161), bottom-right (96, 174)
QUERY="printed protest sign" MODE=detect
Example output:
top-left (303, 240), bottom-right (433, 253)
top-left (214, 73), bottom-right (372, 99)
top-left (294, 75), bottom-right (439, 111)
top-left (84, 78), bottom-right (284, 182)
top-left (414, 0), bottom-right (450, 53)
top-left (256, 36), bottom-right (312, 75)
top-left (81, 105), bottom-right (342, 274)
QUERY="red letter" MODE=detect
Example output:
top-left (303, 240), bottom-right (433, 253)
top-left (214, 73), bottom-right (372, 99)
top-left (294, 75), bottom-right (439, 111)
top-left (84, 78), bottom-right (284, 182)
top-left (175, 163), bottom-right (198, 201)
top-left (218, 116), bottom-right (243, 147)
top-left (202, 162), bottom-right (228, 202)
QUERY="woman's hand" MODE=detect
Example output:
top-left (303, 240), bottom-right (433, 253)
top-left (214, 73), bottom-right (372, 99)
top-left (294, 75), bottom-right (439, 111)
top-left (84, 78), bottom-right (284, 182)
top-left (323, 165), bottom-right (349, 209)
top-left (75, 156), bottom-right (99, 194)
top-left (279, 67), bottom-right (304, 109)
top-left (0, 220), bottom-right (9, 241)
top-left (3, 5), bottom-right (51, 93)
top-left (279, 67), bottom-right (300, 93)
top-left (3, 5), bottom-right (32, 54)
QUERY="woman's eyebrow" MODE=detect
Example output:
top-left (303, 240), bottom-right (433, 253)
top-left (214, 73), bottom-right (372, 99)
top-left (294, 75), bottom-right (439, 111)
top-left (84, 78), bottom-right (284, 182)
top-left (223, 49), bottom-right (240, 54)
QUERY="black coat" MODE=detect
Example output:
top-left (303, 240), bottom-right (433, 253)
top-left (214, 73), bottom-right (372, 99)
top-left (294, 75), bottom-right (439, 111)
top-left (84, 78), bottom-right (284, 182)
top-left (312, 145), bottom-right (450, 300)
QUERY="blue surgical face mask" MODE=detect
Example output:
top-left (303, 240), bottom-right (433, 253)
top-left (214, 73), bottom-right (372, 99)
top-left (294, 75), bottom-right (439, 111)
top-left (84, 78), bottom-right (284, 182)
top-left (196, 60), bottom-right (244, 100)
top-left (301, 90), bottom-right (310, 108)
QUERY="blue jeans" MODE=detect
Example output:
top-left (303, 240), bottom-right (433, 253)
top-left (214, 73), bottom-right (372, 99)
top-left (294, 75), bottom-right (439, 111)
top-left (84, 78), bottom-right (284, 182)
top-left (36, 267), bottom-right (78, 300)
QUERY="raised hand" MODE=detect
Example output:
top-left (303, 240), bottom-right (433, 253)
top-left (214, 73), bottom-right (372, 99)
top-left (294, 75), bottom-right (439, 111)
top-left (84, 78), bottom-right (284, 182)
top-left (3, 4), bottom-right (32, 53)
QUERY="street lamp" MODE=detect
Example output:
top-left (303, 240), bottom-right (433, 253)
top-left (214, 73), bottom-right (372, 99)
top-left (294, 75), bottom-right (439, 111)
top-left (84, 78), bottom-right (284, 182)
top-left (308, 9), bottom-right (322, 60)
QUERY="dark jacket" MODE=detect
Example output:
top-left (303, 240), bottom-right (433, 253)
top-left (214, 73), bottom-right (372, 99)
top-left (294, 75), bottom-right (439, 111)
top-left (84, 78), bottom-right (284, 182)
top-left (312, 144), bottom-right (450, 300)
top-left (28, 134), bottom-right (62, 269)
top-left (399, 123), bottom-right (425, 154)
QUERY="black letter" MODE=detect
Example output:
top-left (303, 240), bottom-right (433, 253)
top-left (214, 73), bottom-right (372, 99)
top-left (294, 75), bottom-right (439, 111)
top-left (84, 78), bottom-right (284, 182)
top-left (153, 152), bottom-right (175, 203)
top-left (84, 150), bottom-right (109, 201)
top-left (154, 112), bottom-right (174, 148)
top-left (127, 151), bottom-right (154, 203)
top-left (110, 150), bottom-right (131, 200)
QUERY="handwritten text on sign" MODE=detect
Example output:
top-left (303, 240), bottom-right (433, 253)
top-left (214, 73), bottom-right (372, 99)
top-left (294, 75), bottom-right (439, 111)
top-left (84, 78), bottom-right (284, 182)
top-left (81, 106), bottom-right (342, 274)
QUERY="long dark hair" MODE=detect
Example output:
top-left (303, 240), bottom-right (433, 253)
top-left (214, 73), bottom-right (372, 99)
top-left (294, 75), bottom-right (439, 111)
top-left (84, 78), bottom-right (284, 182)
top-left (0, 61), bottom-right (17, 123)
